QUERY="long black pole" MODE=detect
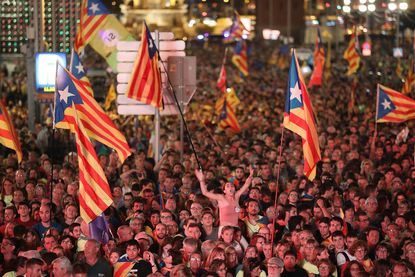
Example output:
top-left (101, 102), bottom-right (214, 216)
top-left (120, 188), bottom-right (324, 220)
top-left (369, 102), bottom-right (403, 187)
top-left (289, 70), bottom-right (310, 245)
top-left (156, 52), bottom-right (202, 171)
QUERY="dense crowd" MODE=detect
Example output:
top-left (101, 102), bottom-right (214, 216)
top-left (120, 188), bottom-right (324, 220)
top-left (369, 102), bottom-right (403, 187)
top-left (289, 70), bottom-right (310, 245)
top-left (0, 37), bottom-right (414, 277)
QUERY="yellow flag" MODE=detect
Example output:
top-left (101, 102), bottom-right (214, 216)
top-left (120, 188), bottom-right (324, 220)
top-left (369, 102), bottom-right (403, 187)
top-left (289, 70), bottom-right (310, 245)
top-left (104, 83), bottom-right (116, 110)
top-left (215, 88), bottom-right (240, 113)
top-left (88, 15), bottom-right (134, 71)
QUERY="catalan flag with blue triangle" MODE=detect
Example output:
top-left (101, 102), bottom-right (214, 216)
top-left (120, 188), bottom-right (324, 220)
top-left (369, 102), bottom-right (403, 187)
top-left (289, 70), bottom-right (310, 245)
top-left (54, 65), bottom-right (113, 223)
top-left (216, 97), bottom-right (240, 133)
top-left (376, 84), bottom-right (415, 123)
top-left (70, 49), bottom-right (93, 96)
top-left (54, 63), bottom-right (131, 163)
top-left (283, 50), bottom-right (321, 181)
top-left (75, 0), bottom-right (133, 72)
top-left (232, 40), bottom-right (248, 77)
top-left (223, 11), bottom-right (248, 43)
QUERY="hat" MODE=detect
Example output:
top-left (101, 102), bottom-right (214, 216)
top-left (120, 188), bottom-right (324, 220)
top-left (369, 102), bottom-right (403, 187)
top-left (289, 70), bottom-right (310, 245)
top-left (267, 257), bottom-right (284, 267)
top-left (136, 232), bottom-right (153, 245)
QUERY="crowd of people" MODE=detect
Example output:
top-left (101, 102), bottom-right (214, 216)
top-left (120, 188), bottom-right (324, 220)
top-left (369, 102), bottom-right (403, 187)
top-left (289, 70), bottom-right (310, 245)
top-left (0, 36), bottom-right (414, 277)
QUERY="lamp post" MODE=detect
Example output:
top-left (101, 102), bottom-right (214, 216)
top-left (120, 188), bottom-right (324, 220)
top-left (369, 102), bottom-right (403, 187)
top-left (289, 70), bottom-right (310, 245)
top-left (387, 0), bottom-right (408, 48)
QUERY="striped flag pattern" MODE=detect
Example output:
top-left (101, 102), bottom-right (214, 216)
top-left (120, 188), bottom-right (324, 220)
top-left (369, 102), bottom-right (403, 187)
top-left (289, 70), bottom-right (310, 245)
top-left (343, 31), bottom-right (360, 76)
top-left (71, 102), bottom-right (113, 223)
top-left (224, 11), bottom-right (248, 42)
top-left (74, 0), bottom-right (107, 52)
top-left (0, 103), bottom-right (22, 163)
top-left (54, 64), bottom-right (131, 163)
top-left (54, 64), bottom-right (113, 223)
top-left (309, 29), bottom-right (325, 87)
top-left (376, 84), bottom-right (415, 123)
top-left (216, 97), bottom-right (240, 133)
top-left (217, 63), bottom-right (227, 93)
top-left (402, 58), bottom-right (414, 94)
top-left (126, 22), bottom-right (162, 109)
top-left (232, 40), bottom-right (248, 77)
top-left (114, 262), bottom-right (135, 277)
top-left (283, 50), bottom-right (321, 181)
top-left (70, 49), bottom-right (93, 96)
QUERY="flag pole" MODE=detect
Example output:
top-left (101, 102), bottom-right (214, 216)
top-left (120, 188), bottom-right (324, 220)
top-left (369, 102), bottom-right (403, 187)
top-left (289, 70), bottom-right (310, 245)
top-left (271, 126), bottom-right (285, 246)
top-left (371, 84), bottom-right (380, 159)
top-left (155, 51), bottom-right (202, 170)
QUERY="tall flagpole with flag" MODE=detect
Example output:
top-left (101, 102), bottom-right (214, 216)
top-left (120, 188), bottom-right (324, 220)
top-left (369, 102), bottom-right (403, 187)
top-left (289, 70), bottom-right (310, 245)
top-left (126, 22), bottom-right (162, 109)
top-left (54, 62), bottom-right (113, 230)
top-left (309, 29), bottom-right (325, 88)
top-left (283, 50), bottom-right (321, 181)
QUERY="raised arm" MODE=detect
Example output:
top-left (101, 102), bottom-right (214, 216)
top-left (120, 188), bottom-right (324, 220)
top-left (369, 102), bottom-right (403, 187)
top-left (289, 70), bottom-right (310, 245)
top-left (235, 166), bottom-right (254, 199)
top-left (195, 169), bottom-right (224, 201)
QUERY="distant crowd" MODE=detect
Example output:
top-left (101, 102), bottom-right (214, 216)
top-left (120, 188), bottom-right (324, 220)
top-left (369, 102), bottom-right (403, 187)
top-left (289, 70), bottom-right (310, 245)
top-left (0, 37), bottom-right (414, 277)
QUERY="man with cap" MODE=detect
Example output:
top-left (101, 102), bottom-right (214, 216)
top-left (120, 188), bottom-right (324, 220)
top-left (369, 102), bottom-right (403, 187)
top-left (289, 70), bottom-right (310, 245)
top-left (267, 257), bottom-right (284, 277)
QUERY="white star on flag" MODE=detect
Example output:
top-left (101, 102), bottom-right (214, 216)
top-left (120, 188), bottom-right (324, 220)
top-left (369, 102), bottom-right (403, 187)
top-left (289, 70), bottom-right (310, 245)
top-left (89, 2), bottom-right (100, 14)
top-left (59, 86), bottom-right (75, 104)
top-left (75, 63), bottom-right (84, 74)
top-left (290, 82), bottom-right (302, 103)
top-left (381, 98), bottom-right (391, 110)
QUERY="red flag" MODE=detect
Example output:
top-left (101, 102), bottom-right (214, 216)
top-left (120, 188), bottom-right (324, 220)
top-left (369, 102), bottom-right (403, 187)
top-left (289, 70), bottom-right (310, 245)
top-left (309, 29), bottom-right (325, 87)
top-left (217, 64), bottom-right (227, 93)
top-left (126, 22), bottom-right (162, 109)
top-left (0, 103), bottom-right (22, 163)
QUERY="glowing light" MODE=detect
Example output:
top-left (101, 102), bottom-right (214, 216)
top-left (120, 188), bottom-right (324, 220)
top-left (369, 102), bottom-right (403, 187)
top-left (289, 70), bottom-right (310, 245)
top-left (342, 6), bottom-right (351, 13)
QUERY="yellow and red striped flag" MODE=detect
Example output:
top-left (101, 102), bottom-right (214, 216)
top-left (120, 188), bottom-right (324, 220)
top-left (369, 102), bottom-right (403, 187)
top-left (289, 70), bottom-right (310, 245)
top-left (376, 84), bottom-right (415, 123)
top-left (217, 63), bottom-right (227, 93)
top-left (54, 63), bottom-right (131, 163)
top-left (231, 40), bottom-right (248, 77)
top-left (114, 262), bottom-right (135, 277)
top-left (71, 102), bottom-right (113, 223)
top-left (103, 83), bottom-right (116, 110)
top-left (216, 97), bottom-right (240, 133)
top-left (126, 22), bottom-right (162, 109)
top-left (402, 58), bottom-right (415, 94)
top-left (284, 50), bottom-right (321, 181)
top-left (224, 11), bottom-right (249, 43)
top-left (69, 49), bottom-right (93, 96)
top-left (309, 29), bottom-right (325, 87)
top-left (74, 0), bottom-right (107, 52)
top-left (74, 0), bottom-right (133, 71)
top-left (55, 64), bottom-right (113, 223)
top-left (0, 103), bottom-right (22, 163)
top-left (343, 31), bottom-right (361, 76)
